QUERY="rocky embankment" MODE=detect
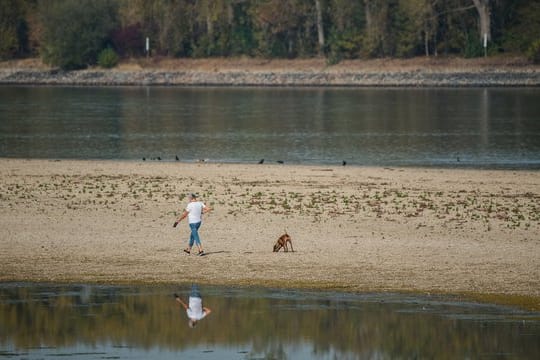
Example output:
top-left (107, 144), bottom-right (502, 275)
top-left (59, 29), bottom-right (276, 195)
top-left (1, 62), bottom-right (539, 87)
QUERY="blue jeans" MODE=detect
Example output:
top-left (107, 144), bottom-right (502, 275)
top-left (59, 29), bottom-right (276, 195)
top-left (190, 284), bottom-right (201, 298)
top-left (189, 222), bottom-right (202, 247)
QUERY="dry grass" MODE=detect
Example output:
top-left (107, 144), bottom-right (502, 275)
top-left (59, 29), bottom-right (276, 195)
top-left (114, 55), bottom-right (538, 72)
top-left (0, 58), bottom-right (51, 70)
top-left (1, 55), bottom-right (536, 73)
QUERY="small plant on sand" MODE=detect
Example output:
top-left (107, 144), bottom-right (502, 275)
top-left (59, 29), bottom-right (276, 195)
top-left (98, 47), bottom-right (119, 68)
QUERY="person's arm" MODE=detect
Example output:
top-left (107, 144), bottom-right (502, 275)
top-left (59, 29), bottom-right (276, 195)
top-left (173, 210), bottom-right (188, 227)
top-left (177, 210), bottom-right (189, 222)
top-left (202, 205), bottom-right (211, 214)
top-left (175, 296), bottom-right (188, 310)
top-left (202, 306), bottom-right (212, 315)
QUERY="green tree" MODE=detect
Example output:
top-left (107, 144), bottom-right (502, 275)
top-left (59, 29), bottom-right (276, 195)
top-left (39, 0), bottom-right (118, 69)
top-left (250, 0), bottom-right (318, 58)
top-left (362, 0), bottom-right (401, 57)
top-left (2, 0), bottom-right (538, 62)
top-left (432, 0), bottom-right (478, 56)
top-left (0, 0), bottom-right (29, 60)
top-left (501, 0), bottom-right (540, 54)
top-left (155, 0), bottom-right (195, 57)
top-left (192, 0), bottom-right (231, 57)
top-left (326, 0), bottom-right (364, 62)
top-left (119, 0), bottom-right (242, 58)
top-left (394, 0), bottom-right (438, 57)
top-left (228, 1), bottom-right (257, 56)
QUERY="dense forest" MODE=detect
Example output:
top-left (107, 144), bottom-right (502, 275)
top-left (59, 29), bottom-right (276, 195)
top-left (1, 0), bottom-right (539, 69)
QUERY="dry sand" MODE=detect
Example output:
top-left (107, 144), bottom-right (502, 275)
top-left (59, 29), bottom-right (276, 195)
top-left (2, 56), bottom-right (540, 86)
top-left (1, 159), bottom-right (539, 308)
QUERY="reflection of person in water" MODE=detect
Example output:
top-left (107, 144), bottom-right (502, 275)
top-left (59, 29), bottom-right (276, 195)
top-left (174, 284), bottom-right (212, 328)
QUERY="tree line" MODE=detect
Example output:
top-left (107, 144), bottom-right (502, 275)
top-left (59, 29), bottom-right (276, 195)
top-left (1, 0), bottom-right (539, 69)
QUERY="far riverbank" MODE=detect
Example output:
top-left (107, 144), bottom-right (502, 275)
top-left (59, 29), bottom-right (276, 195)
top-left (1, 57), bottom-right (539, 87)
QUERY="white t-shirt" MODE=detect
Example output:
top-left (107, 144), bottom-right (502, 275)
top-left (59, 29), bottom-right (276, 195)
top-left (186, 201), bottom-right (205, 224)
top-left (186, 296), bottom-right (207, 321)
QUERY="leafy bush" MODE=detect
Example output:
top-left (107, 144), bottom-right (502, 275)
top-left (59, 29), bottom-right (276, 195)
top-left (526, 40), bottom-right (540, 64)
top-left (98, 48), bottom-right (119, 68)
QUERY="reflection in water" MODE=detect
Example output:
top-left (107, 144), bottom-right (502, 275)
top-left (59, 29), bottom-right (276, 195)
top-left (175, 284), bottom-right (212, 328)
top-left (1, 283), bottom-right (539, 359)
top-left (0, 87), bottom-right (539, 168)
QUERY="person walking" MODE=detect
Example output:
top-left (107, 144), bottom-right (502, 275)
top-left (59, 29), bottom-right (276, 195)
top-left (174, 193), bottom-right (211, 256)
top-left (174, 284), bottom-right (212, 328)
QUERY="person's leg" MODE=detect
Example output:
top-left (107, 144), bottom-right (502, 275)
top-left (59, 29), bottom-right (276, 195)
top-left (194, 222), bottom-right (202, 252)
top-left (190, 222), bottom-right (203, 253)
top-left (190, 284), bottom-right (201, 298)
top-left (184, 224), bottom-right (196, 254)
top-left (189, 226), bottom-right (195, 248)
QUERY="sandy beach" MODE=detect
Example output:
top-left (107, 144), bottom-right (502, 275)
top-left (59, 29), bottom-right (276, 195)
top-left (1, 159), bottom-right (538, 308)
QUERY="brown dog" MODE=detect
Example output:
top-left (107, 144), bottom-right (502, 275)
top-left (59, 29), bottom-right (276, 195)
top-left (273, 232), bottom-right (293, 252)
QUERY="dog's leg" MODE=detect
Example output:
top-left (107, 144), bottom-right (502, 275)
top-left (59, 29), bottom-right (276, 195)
top-left (289, 240), bottom-right (294, 252)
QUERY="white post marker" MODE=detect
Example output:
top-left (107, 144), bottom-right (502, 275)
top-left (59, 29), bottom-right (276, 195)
top-left (146, 37), bottom-right (150, 57)
top-left (483, 33), bottom-right (487, 57)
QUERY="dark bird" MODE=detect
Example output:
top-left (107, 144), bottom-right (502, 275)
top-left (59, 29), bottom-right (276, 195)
top-left (457, 156), bottom-right (460, 162)
top-left (258, 159), bottom-right (264, 164)
top-left (157, 156), bottom-right (161, 161)
top-left (342, 160), bottom-right (347, 166)
top-left (175, 155), bottom-right (179, 161)
top-left (277, 160), bottom-right (284, 164)
top-left (142, 157), bottom-right (146, 161)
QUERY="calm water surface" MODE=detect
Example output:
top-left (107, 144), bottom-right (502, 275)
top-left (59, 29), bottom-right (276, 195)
top-left (1, 86), bottom-right (539, 168)
top-left (1, 283), bottom-right (539, 359)
top-left (2, 86), bottom-right (539, 358)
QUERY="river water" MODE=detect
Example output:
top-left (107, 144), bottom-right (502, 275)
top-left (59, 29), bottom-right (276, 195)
top-left (2, 86), bottom-right (540, 358)
top-left (1, 283), bottom-right (539, 359)
top-left (1, 86), bottom-right (539, 168)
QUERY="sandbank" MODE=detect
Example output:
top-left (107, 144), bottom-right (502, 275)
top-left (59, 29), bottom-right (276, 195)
top-left (0, 159), bottom-right (538, 309)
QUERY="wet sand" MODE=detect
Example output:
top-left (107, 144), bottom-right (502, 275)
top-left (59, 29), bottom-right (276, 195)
top-left (1, 159), bottom-right (538, 308)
